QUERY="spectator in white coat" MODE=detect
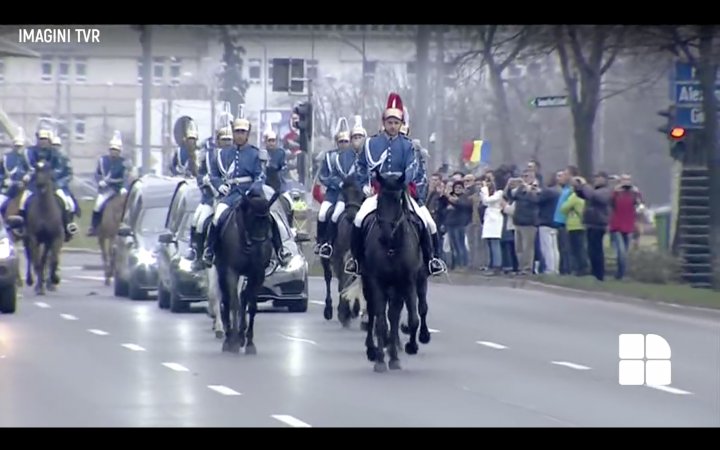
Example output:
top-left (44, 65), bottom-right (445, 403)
top-left (480, 177), bottom-right (504, 274)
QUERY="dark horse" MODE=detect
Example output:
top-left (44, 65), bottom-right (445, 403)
top-left (214, 190), bottom-right (280, 354)
top-left (24, 161), bottom-right (64, 295)
top-left (321, 177), bottom-right (365, 327)
top-left (357, 172), bottom-right (424, 372)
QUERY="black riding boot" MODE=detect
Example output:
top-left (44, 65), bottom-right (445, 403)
top-left (319, 220), bottom-right (335, 259)
top-left (202, 223), bottom-right (217, 267)
top-left (314, 219), bottom-right (327, 254)
top-left (271, 219), bottom-right (292, 266)
top-left (344, 225), bottom-right (364, 275)
top-left (88, 211), bottom-right (102, 236)
top-left (63, 210), bottom-right (74, 242)
top-left (428, 232), bottom-right (448, 275)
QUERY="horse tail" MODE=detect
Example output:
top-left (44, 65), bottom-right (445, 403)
top-left (340, 275), bottom-right (364, 304)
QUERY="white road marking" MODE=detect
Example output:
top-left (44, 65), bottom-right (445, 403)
top-left (475, 341), bottom-right (508, 350)
top-left (647, 385), bottom-right (693, 395)
top-left (34, 302), bottom-right (51, 309)
top-left (310, 300), bottom-right (325, 306)
top-left (87, 329), bottom-right (109, 336)
top-left (121, 343), bottom-right (146, 352)
top-left (72, 275), bottom-right (106, 282)
top-left (162, 362), bottom-right (190, 372)
top-left (61, 266), bottom-right (84, 271)
top-left (271, 414), bottom-right (311, 428)
top-left (208, 385), bottom-right (242, 396)
top-left (428, 328), bottom-right (440, 333)
top-left (60, 314), bottom-right (78, 321)
top-left (551, 361), bottom-right (591, 371)
top-left (279, 334), bottom-right (318, 345)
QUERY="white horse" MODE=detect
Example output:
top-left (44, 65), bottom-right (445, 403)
top-left (206, 265), bottom-right (224, 339)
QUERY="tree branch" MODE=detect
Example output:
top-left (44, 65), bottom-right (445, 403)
top-left (600, 27), bottom-right (625, 75)
top-left (567, 25), bottom-right (591, 74)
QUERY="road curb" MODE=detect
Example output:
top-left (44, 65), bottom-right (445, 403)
top-left (430, 272), bottom-right (720, 316)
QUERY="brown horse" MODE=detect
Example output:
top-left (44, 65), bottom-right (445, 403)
top-left (97, 193), bottom-right (127, 286)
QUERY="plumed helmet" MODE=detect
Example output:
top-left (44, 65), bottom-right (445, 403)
top-left (383, 92), bottom-right (404, 122)
top-left (351, 115), bottom-right (366, 137)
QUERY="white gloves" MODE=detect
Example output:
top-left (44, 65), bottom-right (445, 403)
top-left (99, 180), bottom-right (107, 188)
top-left (120, 188), bottom-right (128, 195)
top-left (2, 179), bottom-right (9, 187)
top-left (218, 184), bottom-right (230, 196)
top-left (363, 184), bottom-right (373, 197)
top-left (22, 174), bottom-right (31, 183)
top-left (202, 174), bottom-right (210, 185)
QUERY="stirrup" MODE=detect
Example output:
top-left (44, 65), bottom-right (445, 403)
top-left (318, 243), bottom-right (333, 259)
top-left (278, 249), bottom-right (292, 266)
top-left (66, 222), bottom-right (79, 235)
top-left (344, 258), bottom-right (359, 275)
top-left (428, 258), bottom-right (447, 276)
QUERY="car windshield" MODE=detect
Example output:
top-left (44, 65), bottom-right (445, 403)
top-left (177, 212), bottom-right (194, 242)
top-left (137, 207), bottom-right (168, 234)
top-left (271, 211), bottom-right (290, 241)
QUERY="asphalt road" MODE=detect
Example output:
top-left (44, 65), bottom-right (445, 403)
top-left (1, 253), bottom-right (719, 427)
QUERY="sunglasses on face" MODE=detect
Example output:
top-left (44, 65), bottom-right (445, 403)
top-left (338, 140), bottom-right (349, 144)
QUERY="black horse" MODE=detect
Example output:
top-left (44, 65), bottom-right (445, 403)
top-left (357, 172), bottom-right (424, 372)
top-left (213, 191), bottom-right (280, 354)
top-left (321, 178), bottom-right (365, 327)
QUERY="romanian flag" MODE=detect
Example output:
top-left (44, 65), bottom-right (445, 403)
top-left (462, 140), bottom-right (491, 164)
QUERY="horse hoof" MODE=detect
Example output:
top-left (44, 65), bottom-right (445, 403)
top-left (215, 329), bottom-right (225, 340)
top-left (405, 342), bottom-right (418, 355)
top-left (419, 330), bottom-right (431, 345)
top-left (366, 347), bottom-right (376, 362)
top-left (374, 362), bottom-right (388, 373)
top-left (341, 318), bottom-right (352, 329)
top-left (237, 336), bottom-right (246, 348)
top-left (47, 284), bottom-right (57, 292)
top-left (352, 299), bottom-right (360, 317)
top-left (245, 344), bottom-right (257, 355)
top-left (323, 305), bottom-right (333, 321)
top-left (360, 321), bottom-right (369, 332)
top-left (400, 323), bottom-right (410, 335)
top-left (389, 360), bottom-right (402, 371)
top-left (338, 301), bottom-right (351, 325)
top-left (222, 339), bottom-right (232, 352)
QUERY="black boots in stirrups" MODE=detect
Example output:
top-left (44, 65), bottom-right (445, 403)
top-left (344, 225), bottom-right (363, 275)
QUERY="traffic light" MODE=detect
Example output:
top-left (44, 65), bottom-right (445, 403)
top-left (293, 101), bottom-right (312, 152)
top-left (669, 126), bottom-right (686, 140)
top-left (657, 105), bottom-right (677, 137)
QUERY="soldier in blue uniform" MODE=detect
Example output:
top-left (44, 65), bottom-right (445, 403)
top-left (315, 118), bottom-right (351, 257)
top-left (186, 125), bottom-right (232, 270)
top-left (51, 136), bottom-right (80, 241)
top-left (261, 124), bottom-right (288, 194)
top-left (0, 129), bottom-right (30, 217)
top-left (317, 116), bottom-right (364, 259)
top-left (87, 133), bottom-right (128, 236)
top-left (344, 93), bottom-right (447, 276)
top-left (202, 116), bottom-right (292, 267)
top-left (170, 119), bottom-right (199, 178)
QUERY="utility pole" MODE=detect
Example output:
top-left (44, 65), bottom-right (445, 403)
top-left (434, 26), bottom-right (446, 169)
top-left (140, 25), bottom-right (153, 175)
top-left (415, 26), bottom-right (431, 153)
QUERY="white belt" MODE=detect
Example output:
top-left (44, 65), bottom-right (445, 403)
top-left (227, 176), bottom-right (252, 184)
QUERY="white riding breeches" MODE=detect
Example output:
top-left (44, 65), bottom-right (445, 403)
top-left (94, 192), bottom-right (114, 212)
top-left (330, 201), bottom-right (345, 223)
top-left (318, 201), bottom-right (333, 222)
top-left (353, 194), bottom-right (434, 233)
top-left (56, 189), bottom-right (75, 212)
top-left (18, 189), bottom-right (31, 211)
top-left (193, 203), bottom-right (214, 229)
top-left (0, 194), bottom-right (9, 209)
top-left (213, 203), bottom-right (229, 226)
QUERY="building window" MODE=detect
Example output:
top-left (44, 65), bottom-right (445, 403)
top-left (74, 116), bottom-right (86, 142)
top-left (137, 59), bottom-right (143, 84)
top-left (248, 58), bottom-right (261, 82)
top-left (153, 57), bottom-right (164, 85)
top-left (75, 57), bottom-right (87, 83)
top-left (41, 56), bottom-right (53, 82)
top-left (58, 57), bottom-right (70, 83)
top-left (0, 58), bottom-right (5, 83)
top-left (306, 59), bottom-right (318, 80)
top-left (169, 57), bottom-right (181, 86)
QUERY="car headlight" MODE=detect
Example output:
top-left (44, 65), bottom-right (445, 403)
top-left (136, 248), bottom-right (156, 266)
top-left (178, 257), bottom-right (193, 272)
top-left (0, 238), bottom-right (13, 259)
top-left (282, 254), bottom-right (305, 273)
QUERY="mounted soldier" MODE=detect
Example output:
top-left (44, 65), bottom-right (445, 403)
top-left (186, 113), bottom-right (233, 270)
top-left (170, 117), bottom-right (199, 178)
top-left (315, 117), bottom-right (351, 256)
top-left (202, 110), bottom-right (292, 268)
top-left (51, 135), bottom-right (80, 242)
top-left (262, 122), bottom-right (288, 194)
top-left (87, 132), bottom-right (128, 237)
top-left (344, 93), bottom-right (447, 276)
top-left (318, 115), bottom-right (365, 259)
top-left (0, 127), bottom-right (30, 218)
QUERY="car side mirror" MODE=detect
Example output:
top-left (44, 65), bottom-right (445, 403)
top-left (117, 225), bottom-right (133, 237)
top-left (158, 232), bottom-right (177, 245)
top-left (294, 231), bottom-right (311, 243)
top-left (5, 215), bottom-right (24, 229)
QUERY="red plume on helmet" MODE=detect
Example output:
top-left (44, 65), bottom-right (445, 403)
top-left (383, 92), bottom-right (404, 122)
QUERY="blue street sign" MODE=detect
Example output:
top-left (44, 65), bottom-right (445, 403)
top-left (530, 96), bottom-right (569, 108)
top-left (675, 61), bottom-right (720, 82)
top-left (671, 62), bottom-right (720, 128)
top-left (675, 106), bottom-right (707, 129)
top-left (674, 84), bottom-right (720, 105)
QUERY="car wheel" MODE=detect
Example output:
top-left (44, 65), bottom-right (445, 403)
top-left (158, 283), bottom-right (171, 309)
top-left (114, 275), bottom-right (129, 297)
top-left (169, 281), bottom-right (189, 313)
top-left (0, 285), bottom-right (17, 314)
top-left (128, 274), bottom-right (147, 301)
top-left (288, 296), bottom-right (308, 313)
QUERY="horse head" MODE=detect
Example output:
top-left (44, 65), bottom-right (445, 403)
top-left (341, 177), bottom-right (364, 219)
top-left (34, 160), bottom-right (55, 194)
top-left (240, 191), bottom-right (278, 242)
top-left (376, 171), bottom-right (406, 203)
top-left (374, 171), bottom-right (408, 250)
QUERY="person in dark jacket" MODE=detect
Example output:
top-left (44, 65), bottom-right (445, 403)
top-left (442, 180), bottom-right (473, 269)
top-left (508, 169), bottom-right (539, 275)
top-left (575, 171), bottom-right (612, 281)
top-left (537, 179), bottom-right (561, 274)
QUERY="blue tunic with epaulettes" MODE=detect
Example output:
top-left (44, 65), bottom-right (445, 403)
top-left (213, 143), bottom-right (265, 206)
top-left (170, 145), bottom-right (195, 177)
top-left (55, 152), bottom-right (73, 191)
top-left (94, 155), bottom-right (127, 193)
top-left (264, 147), bottom-right (287, 193)
top-left (412, 143), bottom-right (429, 207)
top-left (355, 132), bottom-right (417, 189)
top-left (24, 145), bottom-right (62, 191)
top-left (321, 148), bottom-right (358, 204)
top-left (0, 150), bottom-right (30, 198)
